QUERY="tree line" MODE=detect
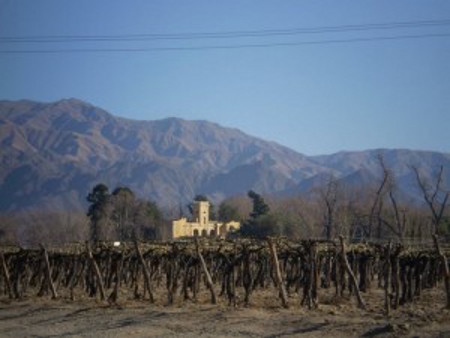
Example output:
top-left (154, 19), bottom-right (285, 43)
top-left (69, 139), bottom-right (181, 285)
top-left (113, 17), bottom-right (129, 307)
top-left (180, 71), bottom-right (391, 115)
top-left (0, 156), bottom-right (448, 245)
top-left (220, 157), bottom-right (450, 243)
top-left (86, 184), bottom-right (164, 241)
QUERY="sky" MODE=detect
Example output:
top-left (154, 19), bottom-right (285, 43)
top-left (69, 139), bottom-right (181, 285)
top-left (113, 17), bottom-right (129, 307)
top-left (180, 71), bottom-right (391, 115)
top-left (0, 1), bottom-right (449, 155)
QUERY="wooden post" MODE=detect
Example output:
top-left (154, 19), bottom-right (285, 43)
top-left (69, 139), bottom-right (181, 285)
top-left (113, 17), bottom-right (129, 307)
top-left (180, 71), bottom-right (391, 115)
top-left (0, 252), bottom-right (13, 299)
top-left (86, 241), bottom-right (106, 301)
top-left (384, 241), bottom-right (392, 316)
top-left (312, 243), bottom-right (319, 308)
top-left (339, 236), bottom-right (365, 309)
top-left (40, 245), bottom-right (58, 299)
top-left (334, 252), bottom-right (341, 298)
top-left (324, 255), bottom-right (332, 288)
top-left (393, 249), bottom-right (401, 309)
top-left (307, 244), bottom-right (314, 309)
top-left (182, 265), bottom-right (191, 300)
top-left (242, 247), bottom-right (253, 306)
top-left (134, 241), bottom-right (154, 302)
top-left (267, 237), bottom-right (289, 309)
top-left (108, 253), bottom-right (123, 304)
top-left (166, 257), bottom-right (175, 305)
top-left (432, 235), bottom-right (450, 309)
top-left (195, 239), bottom-right (216, 304)
top-left (69, 258), bottom-right (79, 301)
top-left (226, 264), bottom-right (236, 307)
top-left (192, 264), bottom-right (199, 301)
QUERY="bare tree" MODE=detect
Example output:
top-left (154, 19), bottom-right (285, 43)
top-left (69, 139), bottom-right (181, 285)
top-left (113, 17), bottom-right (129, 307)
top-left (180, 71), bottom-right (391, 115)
top-left (220, 195), bottom-right (252, 221)
top-left (110, 187), bottom-right (136, 240)
top-left (367, 154), bottom-right (390, 239)
top-left (15, 211), bottom-right (89, 246)
top-left (412, 165), bottom-right (449, 235)
top-left (377, 155), bottom-right (407, 242)
top-left (269, 196), bottom-right (318, 238)
top-left (318, 175), bottom-right (339, 240)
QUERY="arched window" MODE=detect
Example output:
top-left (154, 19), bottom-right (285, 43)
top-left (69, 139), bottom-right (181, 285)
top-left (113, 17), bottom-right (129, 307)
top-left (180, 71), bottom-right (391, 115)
top-left (228, 226), bottom-right (235, 232)
top-left (193, 229), bottom-right (199, 237)
top-left (210, 229), bottom-right (216, 237)
top-left (201, 229), bottom-right (207, 237)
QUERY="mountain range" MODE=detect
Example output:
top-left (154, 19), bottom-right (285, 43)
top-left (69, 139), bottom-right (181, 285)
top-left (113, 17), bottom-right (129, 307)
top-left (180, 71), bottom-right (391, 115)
top-left (0, 99), bottom-right (449, 212)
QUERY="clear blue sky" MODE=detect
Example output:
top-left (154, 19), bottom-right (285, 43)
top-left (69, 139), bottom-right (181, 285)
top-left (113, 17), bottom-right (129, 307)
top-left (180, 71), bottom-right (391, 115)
top-left (1, 1), bottom-right (449, 155)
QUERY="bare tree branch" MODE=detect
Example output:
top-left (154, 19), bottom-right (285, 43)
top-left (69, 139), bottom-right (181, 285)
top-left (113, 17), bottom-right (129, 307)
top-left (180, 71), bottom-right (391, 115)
top-left (412, 165), bottom-right (449, 235)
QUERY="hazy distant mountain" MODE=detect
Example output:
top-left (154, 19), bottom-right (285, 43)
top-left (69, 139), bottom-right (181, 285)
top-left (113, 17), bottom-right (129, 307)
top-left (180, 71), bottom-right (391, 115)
top-left (310, 149), bottom-right (450, 202)
top-left (0, 99), bottom-right (448, 212)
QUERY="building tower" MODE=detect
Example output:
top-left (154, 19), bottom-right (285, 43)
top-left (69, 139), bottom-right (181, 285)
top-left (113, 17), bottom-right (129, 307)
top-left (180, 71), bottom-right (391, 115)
top-left (193, 200), bottom-right (210, 225)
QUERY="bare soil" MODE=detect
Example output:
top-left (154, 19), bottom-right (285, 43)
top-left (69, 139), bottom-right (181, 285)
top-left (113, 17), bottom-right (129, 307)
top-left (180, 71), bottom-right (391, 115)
top-left (0, 286), bottom-right (449, 337)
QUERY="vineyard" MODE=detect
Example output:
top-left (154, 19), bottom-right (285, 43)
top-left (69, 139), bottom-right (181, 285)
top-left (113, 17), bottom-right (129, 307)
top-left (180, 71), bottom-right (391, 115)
top-left (1, 237), bottom-right (449, 316)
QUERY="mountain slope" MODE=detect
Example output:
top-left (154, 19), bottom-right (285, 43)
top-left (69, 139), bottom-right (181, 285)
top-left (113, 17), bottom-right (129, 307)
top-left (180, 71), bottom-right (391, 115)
top-left (310, 149), bottom-right (450, 201)
top-left (1, 99), bottom-right (449, 212)
top-left (0, 99), bottom-right (331, 211)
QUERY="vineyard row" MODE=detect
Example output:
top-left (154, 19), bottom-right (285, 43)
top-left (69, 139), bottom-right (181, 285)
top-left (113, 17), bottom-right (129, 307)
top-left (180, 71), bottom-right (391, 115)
top-left (0, 237), bottom-right (449, 315)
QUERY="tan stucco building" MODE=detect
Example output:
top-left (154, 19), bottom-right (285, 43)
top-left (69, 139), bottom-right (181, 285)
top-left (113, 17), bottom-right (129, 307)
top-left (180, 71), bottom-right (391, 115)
top-left (170, 200), bottom-right (240, 239)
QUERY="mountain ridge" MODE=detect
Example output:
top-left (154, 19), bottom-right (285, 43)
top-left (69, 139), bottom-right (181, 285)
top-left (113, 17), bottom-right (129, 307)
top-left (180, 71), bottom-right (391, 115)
top-left (0, 98), bottom-right (449, 212)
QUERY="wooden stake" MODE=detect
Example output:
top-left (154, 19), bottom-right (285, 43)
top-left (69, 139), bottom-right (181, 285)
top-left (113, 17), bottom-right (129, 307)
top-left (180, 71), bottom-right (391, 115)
top-left (393, 246), bottom-right (401, 309)
top-left (108, 253), bottom-right (123, 304)
top-left (0, 252), bottom-right (13, 299)
top-left (40, 245), bottom-right (58, 299)
top-left (134, 241), bottom-right (154, 302)
top-left (69, 258), bottom-right (79, 301)
top-left (195, 239), bottom-right (216, 304)
top-left (334, 252), bottom-right (341, 298)
top-left (433, 235), bottom-right (450, 309)
top-left (384, 241), bottom-right (392, 316)
top-left (312, 243), bottom-right (319, 308)
top-left (86, 241), bottom-right (106, 301)
top-left (267, 237), bottom-right (289, 309)
top-left (339, 236), bottom-right (365, 309)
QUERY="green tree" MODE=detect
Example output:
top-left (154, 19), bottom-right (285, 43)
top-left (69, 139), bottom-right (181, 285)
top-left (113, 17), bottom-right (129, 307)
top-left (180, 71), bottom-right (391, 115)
top-left (240, 191), bottom-right (278, 238)
top-left (218, 203), bottom-right (241, 222)
top-left (248, 190), bottom-right (270, 219)
top-left (240, 213), bottom-right (281, 238)
top-left (87, 185), bottom-right (166, 241)
top-left (133, 200), bottom-right (164, 240)
top-left (86, 183), bottom-right (110, 241)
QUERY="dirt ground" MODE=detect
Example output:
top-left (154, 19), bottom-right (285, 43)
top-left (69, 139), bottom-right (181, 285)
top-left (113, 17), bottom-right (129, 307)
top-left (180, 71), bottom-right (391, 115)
top-left (1, 287), bottom-right (449, 337)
